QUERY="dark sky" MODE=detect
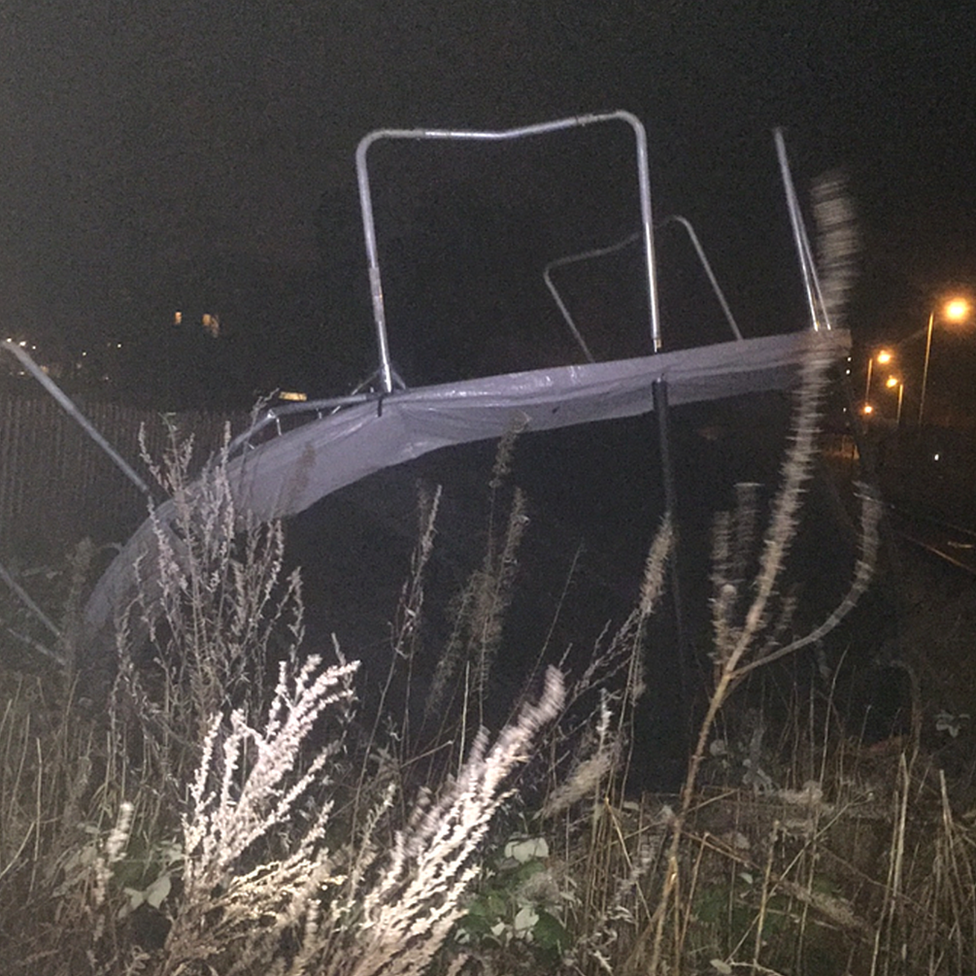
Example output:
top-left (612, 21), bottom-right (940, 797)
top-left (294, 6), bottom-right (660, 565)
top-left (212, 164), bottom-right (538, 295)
top-left (2, 1), bottom-right (975, 401)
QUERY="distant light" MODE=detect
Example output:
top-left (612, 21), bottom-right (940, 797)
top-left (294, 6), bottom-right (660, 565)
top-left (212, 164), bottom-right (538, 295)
top-left (278, 391), bottom-right (308, 402)
top-left (174, 310), bottom-right (183, 326)
top-left (934, 453), bottom-right (941, 461)
top-left (945, 299), bottom-right (971, 322)
top-left (862, 404), bottom-right (874, 415)
top-left (18, 340), bottom-right (26, 347)
top-left (885, 376), bottom-right (899, 388)
top-left (876, 350), bottom-right (892, 365)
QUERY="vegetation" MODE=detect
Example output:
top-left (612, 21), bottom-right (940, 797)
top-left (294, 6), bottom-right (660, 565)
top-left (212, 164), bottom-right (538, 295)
top-left (3, 341), bottom-right (976, 976)
top-left (3, 185), bottom-right (976, 975)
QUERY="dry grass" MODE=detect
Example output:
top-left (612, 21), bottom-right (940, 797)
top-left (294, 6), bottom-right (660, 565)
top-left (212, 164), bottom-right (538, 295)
top-left (4, 178), bottom-right (976, 972)
top-left (0, 421), bottom-right (571, 976)
top-left (4, 384), bottom-right (976, 975)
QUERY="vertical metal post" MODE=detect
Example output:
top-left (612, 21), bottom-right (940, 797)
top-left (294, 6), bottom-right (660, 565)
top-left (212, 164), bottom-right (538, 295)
top-left (627, 113), bottom-right (662, 351)
top-left (355, 132), bottom-right (395, 395)
top-left (774, 129), bottom-right (829, 332)
top-left (864, 355), bottom-right (874, 408)
top-left (652, 379), bottom-right (689, 738)
top-left (919, 310), bottom-right (935, 426)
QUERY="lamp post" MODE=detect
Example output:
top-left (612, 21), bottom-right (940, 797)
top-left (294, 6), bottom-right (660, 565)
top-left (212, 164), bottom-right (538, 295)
top-left (918, 298), bottom-right (972, 426)
top-left (863, 348), bottom-right (893, 416)
top-left (885, 374), bottom-right (904, 425)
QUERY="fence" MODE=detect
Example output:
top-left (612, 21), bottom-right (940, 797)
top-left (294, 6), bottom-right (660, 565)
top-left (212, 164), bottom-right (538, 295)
top-left (0, 390), bottom-right (248, 562)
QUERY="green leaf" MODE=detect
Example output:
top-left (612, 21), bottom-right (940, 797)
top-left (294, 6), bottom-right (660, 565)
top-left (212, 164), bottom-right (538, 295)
top-left (145, 873), bottom-right (172, 908)
top-left (511, 860), bottom-right (545, 886)
top-left (532, 909), bottom-right (570, 952)
top-left (456, 915), bottom-right (496, 942)
top-left (484, 890), bottom-right (509, 918)
top-left (465, 897), bottom-right (490, 918)
top-left (513, 904), bottom-right (538, 935)
top-left (123, 887), bottom-right (145, 913)
top-left (505, 836), bottom-right (549, 862)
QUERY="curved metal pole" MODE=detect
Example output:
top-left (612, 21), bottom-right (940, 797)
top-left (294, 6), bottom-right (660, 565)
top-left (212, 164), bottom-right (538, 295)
top-left (355, 111), bottom-right (661, 393)
top-left (542, 231), bottom-right (643, 363)
top-left (543, 215), bottom-right (743, 357)
top-left (657, 216), bottom-right (743, 340)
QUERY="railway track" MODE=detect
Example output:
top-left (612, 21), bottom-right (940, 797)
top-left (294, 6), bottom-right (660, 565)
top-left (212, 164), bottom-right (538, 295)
top-left (886, 505), bottom-right (976, 577)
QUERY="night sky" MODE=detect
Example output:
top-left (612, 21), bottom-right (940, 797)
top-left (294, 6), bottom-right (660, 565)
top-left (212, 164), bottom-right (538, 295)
top-left (2, 1), bottom-right (975, 407)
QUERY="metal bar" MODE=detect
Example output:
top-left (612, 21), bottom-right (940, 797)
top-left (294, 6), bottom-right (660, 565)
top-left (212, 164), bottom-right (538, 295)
top-left (542, 214), bottom-right (743, 354)
top-left (227, 390), bottom-right (382, 457)
top-left (545, 217), bottom-right (744, 352)
top-left (1, 340), bottom-right (152, 496)
top-left (543, 232), bottom-right (641, 362)
top-left (652, 379), bottom-right (689, 744)
top-left (542, 235), bottom-right (644, 362)
top-left (629, 112), bottom-right (662, 352)
top-left (355, 111), bottom-right (661, 392)
top-left (4, 627), bottom-right (66, 666)
top-left (774, 129), bottom-right (829, 332)
top-left (0, 557), bottom-right (62, 639)
top-left (919, 310), bottom-right (935, 426)
top-left (658, 216), bottom-right (744, 340)
top-left (545, 231), bottom-right (643, 277)
top-left (541, 265), bottom-right (597, 363)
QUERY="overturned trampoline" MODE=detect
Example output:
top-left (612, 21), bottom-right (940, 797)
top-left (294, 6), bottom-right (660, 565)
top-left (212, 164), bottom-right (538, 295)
top-left (1, 112), bottom-right (853, 672)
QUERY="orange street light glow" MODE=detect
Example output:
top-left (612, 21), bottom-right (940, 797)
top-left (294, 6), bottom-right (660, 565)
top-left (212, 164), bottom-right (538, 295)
top-left (944, 298), bottom-right (971, 322)
top-left (862, 403), bottom-right (874, 415)
top-left (919, 297), bottom-right (973, 424)
top-left (876, 349), bottom-right (893, 364)
top-left (885, 375), bottom-right (899, 388)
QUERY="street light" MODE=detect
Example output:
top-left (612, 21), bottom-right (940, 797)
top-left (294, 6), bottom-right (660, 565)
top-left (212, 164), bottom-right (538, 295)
top-left (918, 298), bottom-right (972, 425)
top-left (885, 374), bottom-right (905, 424)
top-left (863, 348), bottom-right (893, 415)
